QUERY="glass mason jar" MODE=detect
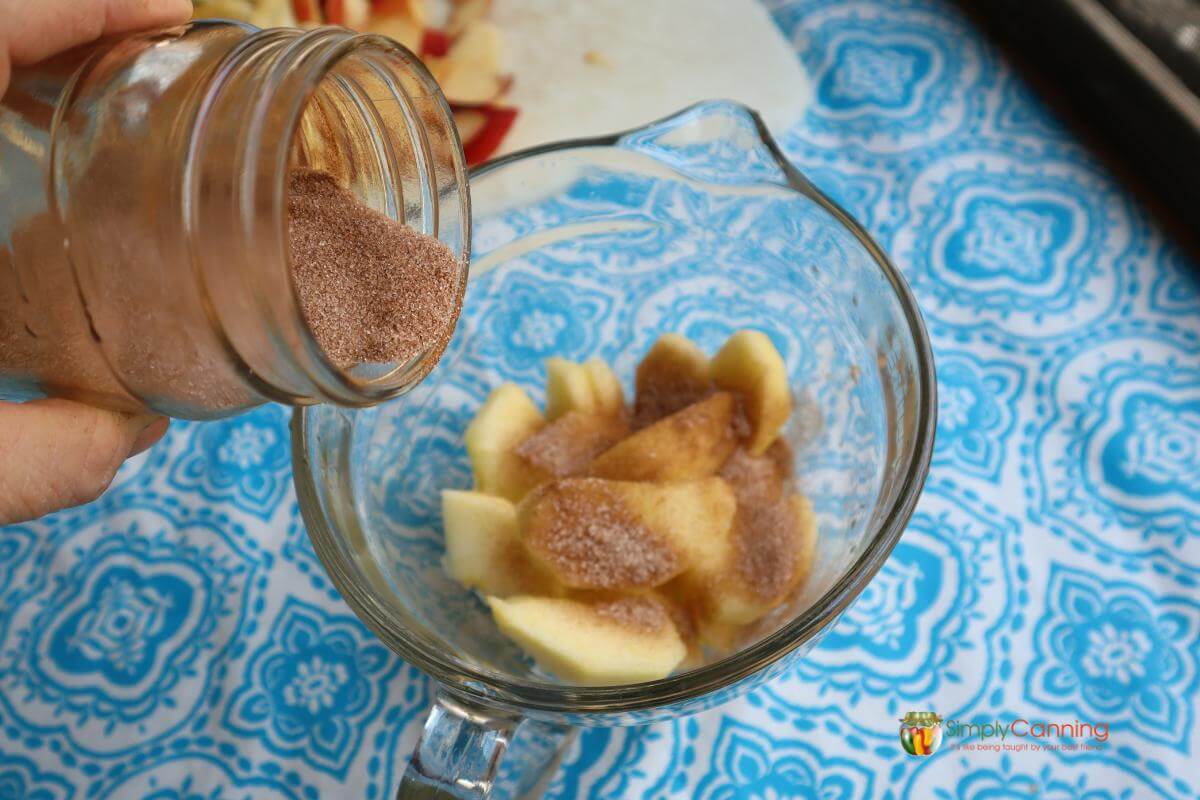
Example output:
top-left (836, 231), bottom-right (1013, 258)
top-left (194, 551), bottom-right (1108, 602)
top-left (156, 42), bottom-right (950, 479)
top-left (0, 21), bottom-right (469, 419)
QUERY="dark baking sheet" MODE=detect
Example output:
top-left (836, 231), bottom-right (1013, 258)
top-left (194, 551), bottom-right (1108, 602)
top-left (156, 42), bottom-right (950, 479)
top-left (962, 0), bottom-right (1200, 246)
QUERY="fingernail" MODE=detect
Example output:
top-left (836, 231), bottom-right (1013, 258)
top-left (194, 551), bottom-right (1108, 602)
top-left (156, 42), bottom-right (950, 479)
top-left (130, 417), bottom-right (169, 457)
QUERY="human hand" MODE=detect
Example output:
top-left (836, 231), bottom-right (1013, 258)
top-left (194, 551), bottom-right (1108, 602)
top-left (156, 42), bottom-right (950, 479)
top-left (0, 0), bottom-right (194, 96)
top-left (0, 0), bottom-right (191, 525)
top-left (0, 401), bottom-right (170, 524)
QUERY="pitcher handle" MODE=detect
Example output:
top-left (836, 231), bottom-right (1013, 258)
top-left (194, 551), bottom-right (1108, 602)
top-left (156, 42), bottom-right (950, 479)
top-left (396, 692), bottom-right (521, 799)
top-left (396, 691), bottom-right (577, 800)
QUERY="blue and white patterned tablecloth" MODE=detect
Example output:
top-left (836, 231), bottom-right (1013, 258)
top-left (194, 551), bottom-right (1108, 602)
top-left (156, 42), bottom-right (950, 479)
top-left (4, 0), bottom-right (1200, 797)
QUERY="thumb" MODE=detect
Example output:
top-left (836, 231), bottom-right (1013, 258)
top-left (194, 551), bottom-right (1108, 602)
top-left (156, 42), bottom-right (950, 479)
top-left (0, 398), bottom-right (168, 524)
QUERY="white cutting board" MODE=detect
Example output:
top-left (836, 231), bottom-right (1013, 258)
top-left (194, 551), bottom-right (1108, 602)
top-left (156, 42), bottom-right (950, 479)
top-left (491, 0), bottom-right (812, 153)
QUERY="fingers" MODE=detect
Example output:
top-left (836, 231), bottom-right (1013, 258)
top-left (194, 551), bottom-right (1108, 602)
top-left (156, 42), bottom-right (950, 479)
top-left (0, 398), bottom-right (168, 525)
top-left (0, 2), bottom-right (185, 520)
top-left (101, 0), bottom-right (195, 37)
top-left (2, 0), bottom-right (194, 67)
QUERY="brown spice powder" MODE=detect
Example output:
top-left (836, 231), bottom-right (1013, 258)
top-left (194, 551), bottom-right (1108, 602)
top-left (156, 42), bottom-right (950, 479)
top-left (764, 437), bottom-right (795, 480)
top-left (733, 497), bottom-right (799, 601)
top-left (515, 411), bottom-right (630, 478)
top-left (287, 168), bottom-right (460, 368)
top-left (632, 360), bottom-right (715, 429)
top-left (720, 447), bottom-right (785, 504)
top-left (593, 595), bottom-right (670, 633)
top-left (525, 479), bottom-right (680, 590)
top-left (632, 382), bottom-right (712, 429)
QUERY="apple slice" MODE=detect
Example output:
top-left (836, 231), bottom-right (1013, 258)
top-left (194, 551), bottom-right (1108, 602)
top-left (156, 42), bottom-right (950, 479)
top-left (464, 383), bottom-right (548, 501)
top-left (372, 0), bottom-right (427, 24)
top-left (719, 446), bottom-right (789, 504)
top-left (446, 0), bottom-right (490, 36)
top-left (195, 0), bottom-right (257, 22)
top-left (442, 490), bottom-right (561, 597)
top-left (458, 104), bottom-right (518, 166)
top-left (515, 410), bottom-right (630, 478)
top-left (444, 489), bottom-right (512, 588)
top-left (586, 393), bottom-right (739, 482)
top-left (606, 478), bottom-right (736, 568)
top-left (694, 619), bottom-right (748, 653)
top-left (653, 589), bottom-right (703, 671)
top-left (574, 586), bottom-right (702, 668)
top-left (363, 12), bottom-right (423, 50)
top-left (677, 490), bottom-right (818, 628)
top-left (421, 27), bottom-right (453, 57)
top-left (487, 594), bottom-right (687, 685)
top-left (765, 437), bottom-right (794, 481)
top-left (292, 0), bottom-right (323, 23)
top-left (518, 477), bottom-right (735, 590)
top-left (710, 330), bottom-right (791, 455)
top-left (695, 495), bottom-right (816, 652)
top-left (584, 358), bottom-right (626, 417)
top-left (790, 492), bottom-right (818, 588)
top-left (441, 491), bottom-right (561, 597)
top-left (428, 22), bottom-right (509, 105)
top-left (633, 334), bottom-right (714, 428)
top-left (544, 357), bottom-right (595, 419)
top-left (244, 0), bottom-right (297, 27)
top-left (453, 107), bottom-right (489, 144)
top-left (324, 0), bottom-right (369, 26)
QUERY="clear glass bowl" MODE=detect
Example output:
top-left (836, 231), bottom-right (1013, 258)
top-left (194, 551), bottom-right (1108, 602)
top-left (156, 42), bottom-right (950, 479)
top-left (291, 101), bottom-right (936, 797)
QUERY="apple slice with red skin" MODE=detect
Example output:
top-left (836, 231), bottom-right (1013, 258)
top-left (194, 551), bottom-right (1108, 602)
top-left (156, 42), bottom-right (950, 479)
top-left (323, 0), bottom-right (345, 23)
top-left (326, 0), bottom-right (372, 26)
top-left (454, 108), bottom-right (488, 144)
top-left (422, 27), bottom-right (453, 57)
top-left (292, 0), bottom-right (323, 22)
top-left (456, 104), bottom-right (517, 165)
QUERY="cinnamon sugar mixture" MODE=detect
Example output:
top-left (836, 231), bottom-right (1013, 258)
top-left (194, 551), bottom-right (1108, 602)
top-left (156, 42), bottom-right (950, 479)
top-left (594, 595), bottom-right (670, 633)
top-left (524, 374), bottom-right (796, 602)
top-left (720, 447), bottom-right (784, 504)
top-left (525, 479), bottom-right (680, 589)
top-left (632, 361), bottom-right (713, 429)
top-left (287, 168), bottom-right (460, 368)
top-left (732, 498), bottom-right (800, 601)
top-left (515, 411), bottom-right (630, 477)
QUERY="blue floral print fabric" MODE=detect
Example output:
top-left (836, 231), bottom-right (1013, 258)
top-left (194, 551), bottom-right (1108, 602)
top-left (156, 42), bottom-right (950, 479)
top-left (2, 0), bottom-right (1199, 797)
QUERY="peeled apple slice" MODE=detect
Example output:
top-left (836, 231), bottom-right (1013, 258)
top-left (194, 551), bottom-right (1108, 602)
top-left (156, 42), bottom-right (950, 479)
top-left (633, 334), bottom-right (713, 427)
top-left (544, 357), bottom-right (597, 419)
top-left (517, 477), bottom-right (735, 589)
top-left (586, 393), bottom-right (739, 482)
top-left (584, 358), bottom-right (626, 417)
top-left (442, 490), bottom-right (561, 597)
top-left (464, 383), bottom-right (547, 501)
top-left (709, 330), bottom-right (791, 455)
top-left (487, 594), bottom-right (687, 685)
